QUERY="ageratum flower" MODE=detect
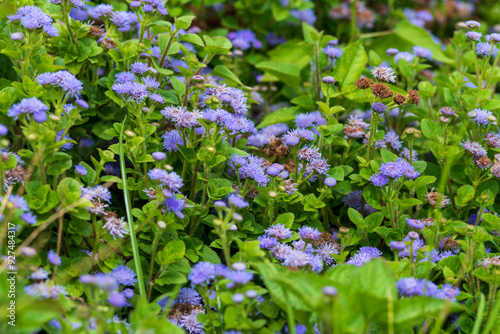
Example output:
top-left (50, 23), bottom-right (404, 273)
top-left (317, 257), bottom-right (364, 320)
top-left (372, 102), bottom-right (386, 114)
top-left (175, 287), bottom-right (202, 305)
top-left (370, 173), bottom-right (389, 187)
top-left (179, 313), bottom-right (204, 334)
top-left (228, 194), bottom-right (248, 208)
top-left (315, 243), bottom-right (339, 265)
top-left (295, 111), bottom-right (326, 128)
top-left (413, 46), bottom-right (433, 60)
top-left (165, 197), bottom-right (187, 218)
top-left (290, 9), bottom-right (316, 25)
top-left (265, 223), bottom-right (292, 240)
top-left (465, 31), bottom-right (482, 41)
top-left (384, 131), bottom-right (403, 151)
top-left (394, 52), bottom-right (415, 64)
top-left (8, 97), bottom-right (49, 122)
top-left (189, 262), bottom-right (216, 285)
top-left (162, 130), bottom-right (184, 152)
top-left (227, 29), bottom-right (262, 50)
top-left (103, 214), bottom-right (128, 239)
top-left (115, 71), bottom-right (135, 84)
top-left (324, 177), bottom-right (337, 187)
top-left (371, 66), bottom-right (396, 83)
top-left (460, 140), bottom-right (487, 157)
top-left (111, 11), bottom-right (130, 31)
top-left (21, 212), bottom-right (37, 225)
top-left (476, 42), bottom-right (498, 58)
top-left (258, 235), bottom-right (278, 249)
top-left (406, 218), bottom-right (424, 230)
top-left (298, 226), bottom-right (321, 241)
top-left (8, 6), bottom-right (59, 37)
top-left (386, 48), bottom-right (399, 56)
top-left (38, 71), bottom-right (83, 97)
top-left (346, 246), bottom-right (382, 266)
top-left (47, 250), bottom-right (61, 266)
top-left (323, 46), bottom-right (343, 59)
top-left (111, 265), bottom-right (137, 286)
top-left (108, 291), bottom-right (128, 308)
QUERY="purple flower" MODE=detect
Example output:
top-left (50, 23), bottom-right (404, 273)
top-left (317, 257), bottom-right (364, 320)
top-left (265, 223), bottom-right (292, 240)
top-left (384, 131), bottom-right (403, 151)
top-left (104, 215), bottom-right (128, 239)
top-left (406, 218), bottom-right (424, 230)
top-left (324, 177), bottom-right (337, 187)
top-left (316, 243), bottom-right (339, 265)
top-left (465, 31), bottom-right (482, 41)
top-left (115, 72), bottom-right (135, 84)
top-left (298, 226), bottom-right (321, 240)
top-left (165, 197), bottom-right (187, 219)
top-left (189, 262), bottom-right (216, 285)
top-left (386, 48), bottom-right (399, 56)
top-left (37, 71), bottom-right (83, 96)
top-left (372, 102), bottom-right (386, 114)
top-left (151, 152), bottom-right (166, 161)
top-left (21, 212), bottom-right (37, 225)
top-left (469, 108), bottom-right (493, 126)
top-left (48, 250), bottom-right (61, 266)
top-left (476, 42), bottom-right (498, 58)
top-left (75, 164), bottom-right (87, 175)
top-left (111, 265), bottom-right (137, 286)
top-left (295, 111), bottom-right (326, 128)
top-left (370, 173), bottom-right (389, 187)
top-left (342, 190), bottom-right (363, 211)
top-left (93, 4), bottom-right (114, 18)
top-left (380, 161), bottom-right (404, 179)
top-left (346, 247), bottom-right (382, 266)
top-left (179, 313), bottom-right (204, 333)
top-left (258, 235), bottom-right (278, 249)
top-left (108, 291), bottom-right (128, 308)
top-left (10, 32), bottom-right (23, 40)
top-left (323, 46), bottom-right (343, 59)
top-left (176, 287), bottom-right (202, 305)
top-left (8, 6), bottom-right (58, 35)
top-left (413, 46), bottom-right (433, 60)
top-left (8, 97), bottom-right (49, 122)
top-left (390, 241), bottom-right (406, 251)
top-left (120, 288), bottom-right (133, 299)
top-left (228, 194), bottom-right (248, 208)
top-left (111, 12), bottom-right (130, 31)
top-left (162, 130), bottom-right (184, 152)
top-left (395, 52), bottom-right (415, 64)
top-left (228, 270), bottom-right (253, 285)
top-left (460, 141), bottom-right (487, 157)
top-left (130, 62), bottom-right (150, 75)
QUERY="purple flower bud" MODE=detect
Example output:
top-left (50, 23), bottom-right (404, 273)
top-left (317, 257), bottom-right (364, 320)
top-left (323, 286), bottom-right (338, 296)
top-left (390, 241), bottom-right (406, 251)
top-left (11, 32), bottom-right (24, 40)
top-left (232, 293), bottom-right (245, 303)
top-left (408, 231), bottom-right (419, 239)
top-left (324, 177), bottom-right (337, 187)
top-left (0, 124), bottom-right (8, 136)
top-left (322, 76), bottom-right (335, 84)
top-left (152, 152), bottom-right (166, 160)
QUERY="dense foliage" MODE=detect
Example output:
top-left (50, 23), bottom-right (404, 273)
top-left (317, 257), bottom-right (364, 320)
top-left (0, 0), bottom-right (500, 333)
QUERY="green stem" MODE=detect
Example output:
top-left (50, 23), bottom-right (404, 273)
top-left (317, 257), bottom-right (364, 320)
top-left (147, 231), bottom-right (161, 301)
top-left (119, 116), bottom-right (146, 298)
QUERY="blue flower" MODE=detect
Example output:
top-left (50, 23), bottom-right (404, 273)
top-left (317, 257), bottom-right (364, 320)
top-left (189, 262), bottom-right (216, 285)
top-left (111, 265), bottom-right (137, 286)
top-left (48, 250), bottom-right (61, 266)
top-left (228, 194), bottom-right (248, 208)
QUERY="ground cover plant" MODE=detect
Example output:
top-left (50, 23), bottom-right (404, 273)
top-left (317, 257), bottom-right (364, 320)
top-left (0, 0), bottom-right (500, 333)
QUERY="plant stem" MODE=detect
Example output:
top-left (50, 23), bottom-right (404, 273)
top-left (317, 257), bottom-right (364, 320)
top-left (119, 116), bottom-right (146, 298)
top-left (147, 231), bottom-right (161, 301)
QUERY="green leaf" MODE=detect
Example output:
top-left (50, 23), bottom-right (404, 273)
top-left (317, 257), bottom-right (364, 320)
top-left (332, 39), bottom-right (368, 88)
top-left (275, 213), bottom-right (294, 228)
top-left (174, 15), bottom-right (195, 30)
top-left (210, 65), bottom-right (243, 86)
top-left (348, 207), bottom-right (366, 228)
top-left (255, 61), bottom-right (301, 87)
top-left (257, 107), bottom-right (302, 128)
top-left (393, 21), bottom-right (452, 63)
top-left (157, 240), bottom-right (185, 266)
top-left (365, 212), bottom-right (384, 232)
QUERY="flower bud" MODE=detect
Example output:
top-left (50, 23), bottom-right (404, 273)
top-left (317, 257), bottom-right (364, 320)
top-left (322, 286), bottom-right (338, 296)
top-left (26, 133), bottom-right (37, 141)
top-left (339, 227), bottom-right (349, 234)
top-left (125, 130), bottom-right (136, 137)
top-left (206, 145), bottom-right (216, 153)
top-left (214, 219), bottom-right (223, 226)
top-left (439, 116), bottom-right (450, 124)
top-left (49, 114), bottom-right (60, 121)
top-left (268, 191), bottom-right (278, 198)
top-left (157, 221), bottom-right (166, 229)
top-left (278, 185), bottom-right (286, 192)
top-left (164, 164), bottom-right (173, 171)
